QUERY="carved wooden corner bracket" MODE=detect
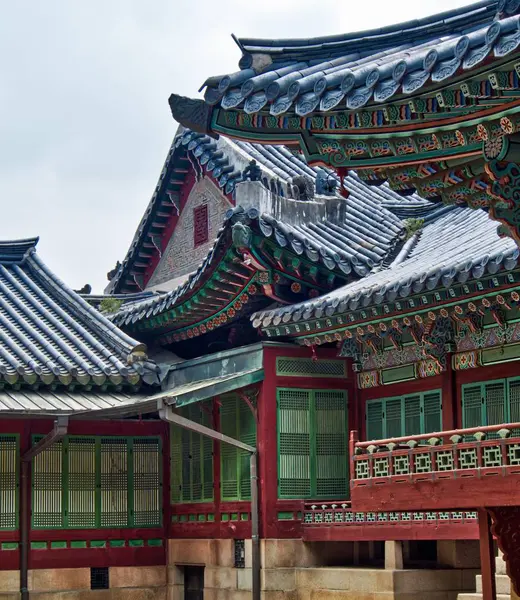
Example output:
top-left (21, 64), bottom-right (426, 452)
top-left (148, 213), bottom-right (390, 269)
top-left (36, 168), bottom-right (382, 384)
top-left (488, 506), bottom-right (520, 596)
top-left (484, 134), bottom-right (520, 246)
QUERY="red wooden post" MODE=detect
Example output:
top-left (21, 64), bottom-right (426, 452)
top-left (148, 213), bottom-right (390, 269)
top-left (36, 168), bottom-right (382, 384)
top-left (478, 508), bottom-right (496, 600)
top-left (442, 358), bottom-right (456, 431)
top-left (258, 348), bottom-right (279, 538)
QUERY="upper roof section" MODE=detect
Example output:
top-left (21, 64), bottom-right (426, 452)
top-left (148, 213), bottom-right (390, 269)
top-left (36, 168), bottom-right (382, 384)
top-left (234, 1), bottom-right (495, 58)
top-left (0, 238), bottom-right (155, 390)
top-left (170, 0), bottom-right (520, 123)
top-left (107, 125), bottom-right (418, 295)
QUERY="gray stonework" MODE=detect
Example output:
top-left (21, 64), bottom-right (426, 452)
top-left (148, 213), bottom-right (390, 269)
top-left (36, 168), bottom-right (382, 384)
top-left (147, 177), bottom-right (232, 289)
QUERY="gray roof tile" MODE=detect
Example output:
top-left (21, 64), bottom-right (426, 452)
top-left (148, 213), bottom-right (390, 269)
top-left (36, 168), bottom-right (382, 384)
top-left (253, 207), bottom-right (520, 327)
top-left (0, 238), bottom-right (155, 389)
top-left (193, 1), bottom-right (520, 116)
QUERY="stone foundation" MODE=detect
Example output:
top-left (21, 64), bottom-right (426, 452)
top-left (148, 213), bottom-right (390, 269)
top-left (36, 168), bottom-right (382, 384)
top-left (0, 539), bottom-right (482, 599)
top-left (0, 566), bottom-right (166, 600)
top-left (167, 538), bottom-right (479, 600)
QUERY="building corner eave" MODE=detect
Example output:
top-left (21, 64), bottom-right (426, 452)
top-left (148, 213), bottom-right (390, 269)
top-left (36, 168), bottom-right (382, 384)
top-left (168, 93), bottom-right (218, 138)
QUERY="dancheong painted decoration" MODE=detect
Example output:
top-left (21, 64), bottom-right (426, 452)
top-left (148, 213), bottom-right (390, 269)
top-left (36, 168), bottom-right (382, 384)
top-left (8, 2), bottom-right (520, 599)
top-left (170, 0), bottom-right (520, 249)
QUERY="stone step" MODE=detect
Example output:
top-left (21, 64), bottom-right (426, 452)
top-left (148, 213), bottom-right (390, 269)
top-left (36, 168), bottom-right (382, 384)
top-left (476, 574), bottom-right (512, 595)
top-left (457, 594), bottom-right (510, 600)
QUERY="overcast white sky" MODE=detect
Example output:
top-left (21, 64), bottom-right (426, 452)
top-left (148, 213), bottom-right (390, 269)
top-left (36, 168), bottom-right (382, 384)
top-left (1, 0), bottom-right (476, 292)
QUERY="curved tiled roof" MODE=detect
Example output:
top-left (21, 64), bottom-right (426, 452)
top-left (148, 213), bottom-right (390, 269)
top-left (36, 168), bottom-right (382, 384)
top-left (0, 238), bottom-right (156, 389)
top-left (111, 197), bottom-right (403, 328)
top-left (108, 125), bottom-right (421, 294)
top-left (252, 206), bottom-right (520, 328)
top-left (193, 1), bottom-right (520, 116)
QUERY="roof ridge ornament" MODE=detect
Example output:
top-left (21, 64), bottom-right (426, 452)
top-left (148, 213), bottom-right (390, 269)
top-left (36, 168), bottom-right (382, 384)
top-left (168, 94), bottom-right (217, 138)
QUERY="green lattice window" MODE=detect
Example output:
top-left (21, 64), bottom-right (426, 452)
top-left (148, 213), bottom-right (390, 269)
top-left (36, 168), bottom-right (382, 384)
top-left (462, 377), bottom-right (520, 437)
top-left (32, 435), bottom-right (162, 529)
top-left (171, 402), bottom-right (214, 503)
top-left (0, 435), bottom-right (19, 530)
top-left (277, 388), bottom-right (348, 499)
top-left (220, 393), bottom-right (256, 501)
top-left (366, 391), bottom-right (442, 441)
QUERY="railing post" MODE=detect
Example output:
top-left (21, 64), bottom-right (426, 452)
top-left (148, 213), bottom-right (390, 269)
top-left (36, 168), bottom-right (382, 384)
top-left (350, 429), bottom-right (358, 481)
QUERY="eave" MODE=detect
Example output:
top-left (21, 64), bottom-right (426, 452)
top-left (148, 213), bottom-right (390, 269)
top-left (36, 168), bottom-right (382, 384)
top-left (112, 208), bottom-right (372, 345)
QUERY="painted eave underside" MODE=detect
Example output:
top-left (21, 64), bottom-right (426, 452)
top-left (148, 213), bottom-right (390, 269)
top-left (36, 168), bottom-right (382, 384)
top-left (252, 205), bottom-right (520, 330)
top-left (0, 238), bottom-right (159, 391)
top-left (108, 129), bottom-right (440, 328)
top-left (189, 0), bottom-right (520, 117)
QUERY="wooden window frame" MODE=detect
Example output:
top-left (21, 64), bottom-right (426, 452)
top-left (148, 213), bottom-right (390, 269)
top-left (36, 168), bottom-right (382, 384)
top-left (0, 434), bottom-right (19, 530)
top-left (31, 435), bottom-right (162, 530)
top-left (365, 390), bottom-right (443, 441)
top-left (277, 387), bottom-right (349, 500)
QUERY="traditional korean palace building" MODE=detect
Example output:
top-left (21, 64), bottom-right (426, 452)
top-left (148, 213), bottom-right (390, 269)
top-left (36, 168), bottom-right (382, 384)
top-left (4, 1), bottom-right (520, 599)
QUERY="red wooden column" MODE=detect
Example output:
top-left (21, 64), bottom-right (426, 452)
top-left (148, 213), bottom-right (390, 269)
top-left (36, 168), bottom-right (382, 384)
top-left (478, 509), bottom-right (496, 600)
top-left (257, 348), bottom-right (279, 538)
top-left (441, 357), bottom-right (456, 431)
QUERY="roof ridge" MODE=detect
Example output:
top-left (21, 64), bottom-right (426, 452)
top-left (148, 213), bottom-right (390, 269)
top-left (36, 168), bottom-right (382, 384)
top-left (0, 237), bottom-right (39, 265)
top-left (237, 0), bottom-right (496, 57)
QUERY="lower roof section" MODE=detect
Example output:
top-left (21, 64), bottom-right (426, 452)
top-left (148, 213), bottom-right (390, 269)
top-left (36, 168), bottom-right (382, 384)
top-left (77, 342), bottom-right (272, 418)
top-left (0, 388), bottom-right (150, 415)
top-left (149, 368), bottom-right (263, 409)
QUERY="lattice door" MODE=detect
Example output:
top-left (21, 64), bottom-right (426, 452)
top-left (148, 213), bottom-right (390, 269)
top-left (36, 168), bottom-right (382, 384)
top-left (100, 438), bottom-right (128, 527)
top-left (314, 390), bottom-right (348, 498)
top-left (278, 388), bottom-right (311, 498)
top-left (67, 437), bottom-right (96, 528)
top-left (133, 438), bottom-right (162, 527)
top-left (0, 435), bottom-right (18, 530)
top-left (32, 438), bottom-right (63, 528)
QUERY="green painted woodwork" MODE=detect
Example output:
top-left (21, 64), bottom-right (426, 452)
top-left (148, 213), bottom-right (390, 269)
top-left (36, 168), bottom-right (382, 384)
top-left (380, 364), bottom-right (416, 385)
top-left (366, 390), bottom-right (442, 441)
top-left (32, 435), bottom-right (162, 530)
top-left (481, 343), bottom-right (520, 365)
top-left (0, 434), bottom-right (19, 530)
top-left (171, 402), bottom-right (214, 503)
top-left (276, 356), bottom-right (346, 378)
top-left (462, 377), bottom-right (520, 438)
top-left (263, 276), bottom-right (520, 342)
top-left (110, 540), bottom-right (125, 547)
top-left (30, 542), bottom-right (47, 550)
top-left (147, 539), bottom-right (163, 546)
top-left (1, 543), bottom-right (18, 550)
top-left (277, 511), bottom-right (295, 520)
top-left (220, 393), bottom-right (257, 501)
top-left (277, 388), bottom-right (348, 499)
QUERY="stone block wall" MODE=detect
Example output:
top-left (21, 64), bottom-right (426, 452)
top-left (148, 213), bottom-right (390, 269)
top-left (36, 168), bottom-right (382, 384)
top-left (167, 538), bottom-right (479, 600)
top-left (0, 566), bottom-right (166, 600)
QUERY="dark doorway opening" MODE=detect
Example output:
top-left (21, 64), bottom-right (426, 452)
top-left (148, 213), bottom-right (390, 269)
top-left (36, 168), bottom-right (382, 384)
top-left (184, 566), bottom-right (204, 600)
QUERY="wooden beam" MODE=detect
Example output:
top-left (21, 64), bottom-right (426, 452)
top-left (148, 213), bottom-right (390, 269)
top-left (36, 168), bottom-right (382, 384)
top-left (478, 509), bottom-right (496, 600)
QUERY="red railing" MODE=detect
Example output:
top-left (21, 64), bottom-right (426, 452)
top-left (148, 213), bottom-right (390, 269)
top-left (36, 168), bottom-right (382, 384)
top-left (302, 501), bottom-right (479, 541)
top-left (303, 501), bottom-right (477, 526)
top-left (350, 423), bottom-right (520, 511)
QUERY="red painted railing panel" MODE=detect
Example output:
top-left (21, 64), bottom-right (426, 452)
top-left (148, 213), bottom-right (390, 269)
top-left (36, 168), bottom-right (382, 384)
top-left (351, 423), bottom-right (520, 511)
top-left (302, 501), bottom-right (479, 541)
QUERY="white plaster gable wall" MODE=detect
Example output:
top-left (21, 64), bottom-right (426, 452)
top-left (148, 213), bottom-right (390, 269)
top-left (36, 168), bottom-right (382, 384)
top-left (147, 176), bottom-right (232, 289)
